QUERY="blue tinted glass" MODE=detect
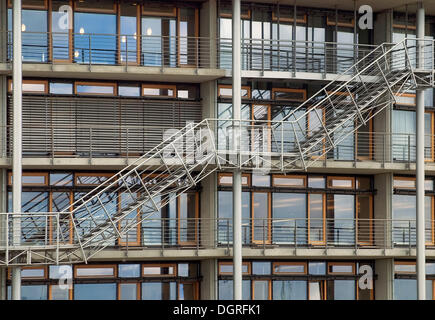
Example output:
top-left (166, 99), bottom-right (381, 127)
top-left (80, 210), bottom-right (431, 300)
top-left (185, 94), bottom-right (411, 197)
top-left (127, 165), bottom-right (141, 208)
top-left (333, 280), bottom-right (355, 300)
top-left (394, 279), bottom-right (417, 300)
top-left (218, 280), bottom-right (250, 300)
top-left (22, 10), bottom-right (48, 62)
top-left (309, 262), bottom-right (326, 275)
top-left (142, 282), bottom-right (176, 300)
top-left (74, 283), bottom-right (116, 300)
top-left (120, 283), bottom-right (137, 300)
top-left (50, 83), bottom-right (73, 94)
top-left (178, 263), bottom-right (189, 277)
top-left (119, 86), bottom-right (140, 96)
top-left (74, 13), bottom-right (117, 64)
top-left (273, 281), bottom-right (307, 300)
top-left (119, 264), bottom-right (140, 278)
top-left (252, 262), bottom-right (271, 275)
top-left (22, 285), bottom-right (47, 300)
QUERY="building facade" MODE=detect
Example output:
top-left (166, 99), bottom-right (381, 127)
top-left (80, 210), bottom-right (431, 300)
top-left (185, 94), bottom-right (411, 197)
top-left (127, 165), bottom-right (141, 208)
top-left (0, 0), bottom-right (435, 300)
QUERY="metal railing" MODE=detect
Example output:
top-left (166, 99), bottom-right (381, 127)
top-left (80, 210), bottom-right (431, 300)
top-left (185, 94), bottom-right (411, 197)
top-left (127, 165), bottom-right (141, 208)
top-left (3, 31), bottom-right (217, 69)
top-left (0, 122), bottom-right (433, 166)
top-left (219, 38), bottom-right (380, 74)
top-left (1, 215), bottom-right (435, 252)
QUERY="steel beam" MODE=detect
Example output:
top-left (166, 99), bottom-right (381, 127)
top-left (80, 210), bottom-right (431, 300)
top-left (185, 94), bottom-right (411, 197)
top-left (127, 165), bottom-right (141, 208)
top-left (12, 0), bottom-right (22, 300)
top-left (416, 0), bottom-right (426, 301)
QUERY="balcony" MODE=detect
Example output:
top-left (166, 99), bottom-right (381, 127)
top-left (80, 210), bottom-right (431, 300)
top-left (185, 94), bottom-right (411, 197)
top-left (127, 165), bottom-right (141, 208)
top-left (0, 31), bottom-right (385, 81)
top-left (0, 31), bottom-right (225, 82)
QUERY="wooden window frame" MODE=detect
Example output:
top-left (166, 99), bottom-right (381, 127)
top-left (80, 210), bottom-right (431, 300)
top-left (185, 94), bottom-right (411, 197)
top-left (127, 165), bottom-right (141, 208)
top-left (117, 3), bottom-right (141, 66)
top-left (272, 262), bottom-right (307, 275)
top-left (178, 281), bottom-right (200, 300)
top-left (8, 172), bottom-right (49, 186)
top-left (177, 192), bottom-right (199, 246)
top-left (327, 262), bottom-right (356, 275)
top-left (8, 266), bottom-right (48, 280)
top-left (218, 173), bottom-right (251, 187)
top-left (218, 84), bottom-right (251, 99)
top-left (308, 193), bottom-right (326, 246)
top-left (8, 0), bottom-right (48, 9)
top-left (117, 282), bottom-right (140, 300)
top-left (74, 82), bottom-right (117, 96)
top-left (393, 24), bottom-right (417, 31)
top-left (308, 279), bottom-right (326, 300)
top-left (393, 176), bottom-right (416, 189)
top-left (49, 191), bottom-right (73, 245)
top-left (427, 196), bottom-right (435, 246)
top-left (74, 172), bottom-right (114, 186)
top-left (327, 176), bottom-right (355, 189)
top-left (356, 194), bottom-right (374, 246)
top-left (48, 284), bottom-right (73, 300)
top-left (272, 88), bottom-right (307, 102)
top-left (142, 6), bottom-right (177, 17)
top-left (271, 12), bottom-right (307, 24)
top-left (73, 0), bottom-right (117, 13)
top-left (394, 92), bottom-right (416, 106)
top-left (141, 84), bottom-right (177, 98)
top-left (142, 263), bottom-right (177, 277)
top-left (394, 261), bottom-right (416, 274)
top-left (117, 191), bottom-right (141, 247)
top-left (74, 264), bottom-right (117, 278)
top-left (49, 0), bottom-right (73, 63)
top-left (220, 9), bottom-right (251, 20)
top-left (326, 16), bottom-right (355, 28)
top-left (252, 279), bottom-right (272, 300)
top-left (251, 191), bottom-right (272, 245)
top-left (8, 79), bottom-right (49, 94)
top-left (272, 174), bottom-right (307, 188)
top-left (218, 261), bottom-right (251, 275)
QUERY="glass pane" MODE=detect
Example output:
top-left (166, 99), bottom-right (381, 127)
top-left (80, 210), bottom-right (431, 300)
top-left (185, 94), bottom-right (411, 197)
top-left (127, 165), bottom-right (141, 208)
top-left (119, 86), bottom-right (140, 96)
top-left (179, 193), bottom-right (197, 243)
top-left (218, 280), bottom-right (251, 300)
top-left (309, 281), bottom-right (323, 300)
top-left (22, 10), bottom-right (48, 62)
top-left (329, 280), bottom-right (355, 300)
top-left (50, 285), bottom-right (70, 300)
top-left (143, 265), bottom-right (175, 276)
top-left (22, 285), bottom-right (47, 300)
top-left (252, 262), bottom-right (271, 275)
top-left (76, 267), bottom-right (115, 277)
top-left (273, 263), bottom-right (305, 274)
top-left (119, 264), bottom-right (140, 278)
top-left (252, 174), bottom-right (270, 187)
top-left (308, 177), bottom-right (325, 188)
top-left (179, 283), bottom-right (196, 300)
top-left (22, 268), bottom-right (45, 278)
top-left (76, 84), bottom-right (115, 95)
top-left (309, 262), bottom-right (326, 275)
top-left (74, 283), bottom-right (116, 300)
top-left (309, 194), bottom-right (324, 243)
top-left (272, 193), bottom-right (306, 244)
top-left (327, 194), bottom-right (355, 245)
top-left (119, 283), bottom-right (138, 300)
top-left (50, 173), bottom-right (73, 186)
top-left (253, 281), bottom-right (269, 300)
top-left (49, 265), bottom-right (72, 279)
top-left (141, 282), bottom-right (176, 300)
top-left (273, 281), bottom-right (307, 300)
top-left (253, 193), bottom-right (269, 242)
top-left (392, 195), bottom-right (416, 245)
top-left (394, 279), bottom-right (417, 300)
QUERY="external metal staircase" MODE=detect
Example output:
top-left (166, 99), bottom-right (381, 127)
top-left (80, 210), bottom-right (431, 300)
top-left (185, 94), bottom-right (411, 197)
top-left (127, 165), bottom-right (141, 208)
top-left (0, 38), bottom-right (434, 266)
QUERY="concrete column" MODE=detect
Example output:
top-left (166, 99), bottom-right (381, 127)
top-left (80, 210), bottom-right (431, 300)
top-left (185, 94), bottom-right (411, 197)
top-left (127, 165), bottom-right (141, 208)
top-left (374, 173), bottom-right (393, 248)
top-left (12, 0), bottom-right (22, 300)
top-left (232, 0), bottom-right (242, 301)
top-left (200, 259), bottom-right (217, 300)
top-left (416, 1), bottom-right (426, 300)
top-left (375, 259), bottom-right (394, 300)
top-left (200, 0), bottom-right (217, 68)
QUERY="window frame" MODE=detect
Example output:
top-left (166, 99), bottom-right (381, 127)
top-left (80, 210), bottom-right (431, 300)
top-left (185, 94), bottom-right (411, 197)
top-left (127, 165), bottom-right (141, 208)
top-left (218, 173), bottom-right (251, 187)
top-left (271, 88), bottom-right (307, 102)
top-left (74, 264), bottom-right (117, 279)
top-left (327, 262), bottom-right (356, 275)
top-left (308, 193), bottom-right (326, 246)
top-left (117, 282), bottom-right (140, 300)
top-left (141, 84), bottom-right (177, 98)
top-left (74, 82), bottom-right (117, 96)
top-left (8, 172), bottom-right (49, 186)
top-left (8, 79), bottom-right (49, 94)
top-left (218, 84), bottom-right (251, 99)
top-left (327, 176), bottom-right (355, 189)
top-left (142, 263), bottom-right (177, 277)
top-left (218, 261), bottom-right (251, 275)
top-left (272, 174), bottom-right (307, 188)
top-left (117, 191), bottom-right (141, 247)
top-left (73, 0), bottom-right (117, 14)
top-left (272, 262), bottom-right (307, 275)
top-left (48, 284), bottom-right (73, 300)
top-left (251, 191), bottom-right (272, 245)
top-left (49, 190), bottom-right (73, 245)
top-left (177, 192), bottom-right (199, 246)
top-left (271, 12), bottom-right (307, 24)
top-left (74, 172), bottom-right (114, 187)
top-left (8, 0), bottom-right (48, 9)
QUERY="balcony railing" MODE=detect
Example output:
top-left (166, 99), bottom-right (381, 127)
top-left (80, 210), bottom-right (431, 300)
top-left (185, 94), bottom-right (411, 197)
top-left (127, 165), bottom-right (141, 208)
top-left (3, 31), bottom-right (217, 69)
top-left (219, 38), bottom-right (379, 74)
top-left (1, 215), bottom-right (434, 251)
top-left (2, 31), bottom-right (383, 75)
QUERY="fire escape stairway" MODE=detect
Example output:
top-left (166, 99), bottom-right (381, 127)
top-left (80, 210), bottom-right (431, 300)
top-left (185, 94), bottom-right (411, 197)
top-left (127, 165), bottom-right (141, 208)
top-left (1, 38), bottom-right (434, 266)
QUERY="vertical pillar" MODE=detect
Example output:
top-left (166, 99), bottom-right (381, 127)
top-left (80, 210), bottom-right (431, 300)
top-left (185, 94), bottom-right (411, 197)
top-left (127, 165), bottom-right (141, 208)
top-left (416, 1), bottom-right (426, 301)
top-left (232, 0), bottom-right (242, 301)
top-left (12, 0), bottom-right (22, 300)
top-left (0, 0), bottom-right (7, 301)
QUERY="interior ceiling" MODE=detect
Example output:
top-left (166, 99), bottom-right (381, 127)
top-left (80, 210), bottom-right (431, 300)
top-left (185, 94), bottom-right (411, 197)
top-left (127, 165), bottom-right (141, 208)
top-left (243, 0), bottom-right (435, 15)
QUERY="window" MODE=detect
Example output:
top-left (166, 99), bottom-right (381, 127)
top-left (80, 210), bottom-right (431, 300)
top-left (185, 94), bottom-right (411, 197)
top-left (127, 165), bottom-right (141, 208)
top-left (75, 173), bottom-right (113, 186)
top-left (118, 283), bottom-right (140, 300)
top-left (142, 84), bottom-right (176, 98)
top-left (218, 262), bottom-right (251, 275)
top-left (273, 262), bottom-right (307, 275)
top-left (272, 175), bottom-right (306, 187)
top-left (75, 82), bottom-right (117, 95)
top-left (8, 80), bottom-right (48, 93)
top-left (272, 88), bottom-right (307, 101)
top-left (218, 173), bottom-right (250, 186)
top-left (327, 177), bottom-right (355, 189)
top-left (142, 282), bottom-right (176, 300)
top-left (49, 82), bottom-right (73, 94)
top-left (119, 264), bottom-right (140, 278)
top-left (75, 265), bottom-right (116, 278)
top-left (74, 283), bottom-right (117, 300)
top-left (218, 85), bottom-right (251, 98)
top-left (8, 172), bottom-right (48, 186)
top-left (74, 0), bottom-right (116, 13)
top-left (143, 264), bottom-right (176, 277)
top-left (328, 262), bottom-right (355, 275)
